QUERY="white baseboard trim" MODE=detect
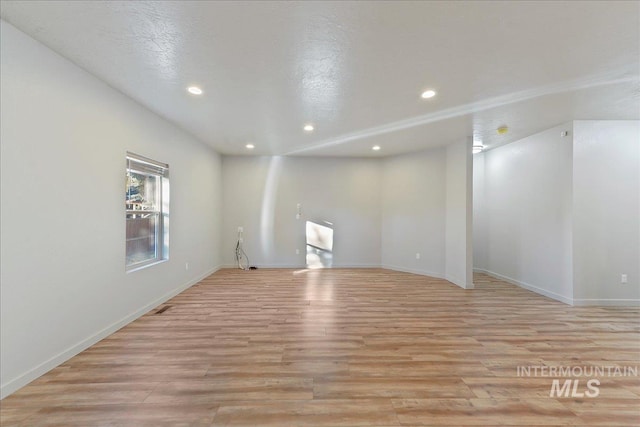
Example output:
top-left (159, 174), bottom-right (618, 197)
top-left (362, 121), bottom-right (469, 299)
top-left (220, 264), bottom-right (240, 269)
top-left (220, 264), bottom-right (383, 270)
top-left (223, 264), bottom-right (457, 285)
top-left (572, 298), bottom-right (640, 307)
top-left (382, 265), bottom-right (475, 289)
top-left (220, 263), bottom-right (304, 269)
top-left (475, 268), bottom-right (573, 305)
top-left (0, 265), bottom-right (220, 400)
top-left (332, 264), bottom-right (382, 268)
top-left (445, 273), bottom-right (474, 290)
top-left (224, 262), bottom-right (446, 279)
top-left (380, 264), bottom-right (445, 280)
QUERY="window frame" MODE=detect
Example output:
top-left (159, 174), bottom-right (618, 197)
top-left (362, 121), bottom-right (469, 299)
top-left (125, 152), bottom-right (169, 272)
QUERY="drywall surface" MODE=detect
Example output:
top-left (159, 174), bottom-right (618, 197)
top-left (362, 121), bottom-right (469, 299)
top-left (381, 148), bottom-right (447, 277)
top-left (222, 156), bottom-right (382, 268)
top-left (475, 123), bottom-right (574, 302)
top-left (0, 21), bottom-right (222, 397)
top-left (472, 152), bottom-right (488, 270)
top-left (572, 120), bottom-right (640, 304)
top-left (445, 140), bottom-right (473, 289)
top-left (223, 145), bottom-right (473, 285)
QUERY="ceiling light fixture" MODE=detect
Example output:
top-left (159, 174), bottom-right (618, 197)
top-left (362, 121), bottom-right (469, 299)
top-left (497, 125), bottom-right (509, 135)
top-left (372, 145), bottom-right (381, 151)
top-left (472, 144), bottom-right (485, 154)
top-left (303, 124), bottom-right (314, 132)
top-left (187, 86), bottom-right (203, 95)
top-left (245, 143), bottom-right (255, 150)
top-left (421, 89), bottom-right (437, 99)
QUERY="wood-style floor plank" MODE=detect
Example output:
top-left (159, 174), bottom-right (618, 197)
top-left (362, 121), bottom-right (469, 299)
top-left (1, 268), bottom-right (638, 426)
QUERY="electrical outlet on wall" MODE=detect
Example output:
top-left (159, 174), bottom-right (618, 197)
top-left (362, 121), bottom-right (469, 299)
top-left (296, 249), bottom-right (300, 255)
top-left (185, 262), bottom-right (189, 270)
top-left (621, 274), bottom-right (628, 284)
top-left (237, 226), bottom-right (243, 233)
top-left (416, 253), bottom-right (421, 260)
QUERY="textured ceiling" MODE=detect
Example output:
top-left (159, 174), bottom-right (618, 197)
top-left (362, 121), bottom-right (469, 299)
top-left (1, 1), bottom-right (638, 156)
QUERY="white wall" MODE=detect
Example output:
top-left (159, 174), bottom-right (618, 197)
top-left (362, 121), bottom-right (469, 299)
top-left (222, 156), bottom-right (382, 268)
top-left (381, 148), bottom-right (447, 277)
top-left (222, 143), bottom-right (476, 290)
top-left (474, 123), bottom-right (574, 303)
top-left (474, 120), bottom-right (639, 305)
top-left (0, 21), bottom-right (222, 398)
top-left (445, 139), bottom-right (474, 289)
top-left (572, 120), bottom-right (640, 304)
top-left (472, 153), bottom-right (488, 269)
top-left (224, 147), bottom-right (474, 289)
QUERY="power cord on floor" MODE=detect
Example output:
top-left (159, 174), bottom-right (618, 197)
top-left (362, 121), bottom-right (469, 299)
top-left (235, 239), bottom-right (250, 270)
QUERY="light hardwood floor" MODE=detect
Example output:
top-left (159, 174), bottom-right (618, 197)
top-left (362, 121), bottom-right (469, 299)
top-left (1, 269), bottom-right (638, 426)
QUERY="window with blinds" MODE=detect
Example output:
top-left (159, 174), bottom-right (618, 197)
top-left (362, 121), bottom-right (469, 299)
top-left (125, 152), bottom-right (169, 271)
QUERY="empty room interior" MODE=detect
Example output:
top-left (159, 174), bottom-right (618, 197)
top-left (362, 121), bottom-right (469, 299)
top-left (1, 1), bottom-right (639, 426)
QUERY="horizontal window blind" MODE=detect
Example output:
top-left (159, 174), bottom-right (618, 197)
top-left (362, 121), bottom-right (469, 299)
top-left (126, 152), bottom-right (169, 177)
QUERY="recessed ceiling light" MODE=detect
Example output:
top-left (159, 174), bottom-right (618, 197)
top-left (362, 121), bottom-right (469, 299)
top-left (421, 89), bottom-right (436, 99)
top-left (187, 86), bottom-right (203, 95)
top-left (372, 145), bottom-right (381, 151)
top-left (245, 143), bottom-right (255, 150)
top-left (472, 144), bottom-right (485, 154)
top-left (303, 124), bottom-right (314, 132)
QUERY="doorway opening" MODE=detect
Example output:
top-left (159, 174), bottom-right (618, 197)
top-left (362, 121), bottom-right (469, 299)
top-left (305, 220), bottom-right (333, 268)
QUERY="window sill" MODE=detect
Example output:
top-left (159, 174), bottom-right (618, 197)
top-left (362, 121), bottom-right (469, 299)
top-left (126, 259), bottom-right (168, 273)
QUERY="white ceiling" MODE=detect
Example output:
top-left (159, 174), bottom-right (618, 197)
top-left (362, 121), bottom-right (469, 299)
top-left (1, 1), bottom-right (638, 157)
